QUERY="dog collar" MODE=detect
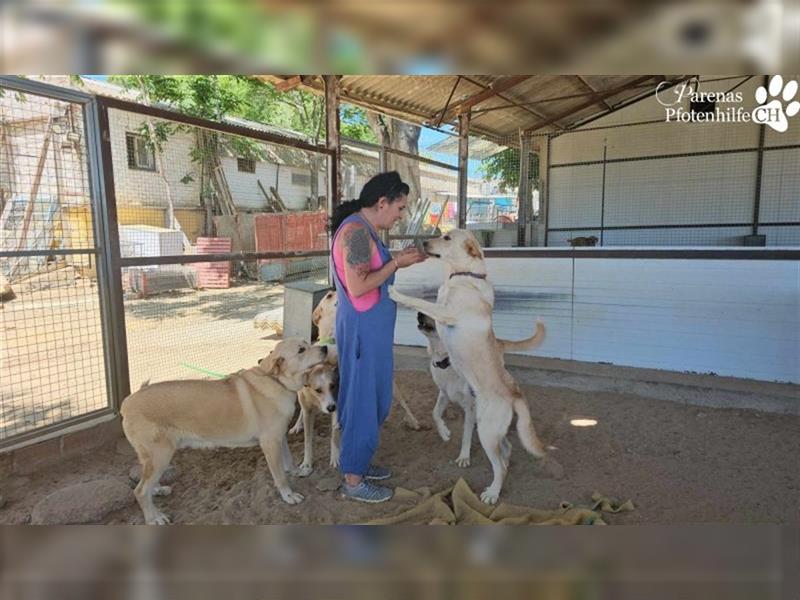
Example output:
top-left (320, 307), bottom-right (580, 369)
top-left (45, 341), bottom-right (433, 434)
top-left (449, 271), bottom-right (487, 280)
top-left (433, 356), bottom-right (450, 369)
top-left (318, 336), bottom-right (336, 345)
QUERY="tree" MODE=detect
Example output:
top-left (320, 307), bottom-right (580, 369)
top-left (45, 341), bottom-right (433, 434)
top-left (109, 76), bottom-right (378, 232)
top-left (110, 75), bottom-right (273, 235)
top-left (480, 147), bottom-right (540, 194)
top-left (365, 112), bottom-right (422, 232)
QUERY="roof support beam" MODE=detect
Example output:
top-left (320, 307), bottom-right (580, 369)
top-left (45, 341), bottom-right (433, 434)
top-left (460, 76), bottom-right (564, 131)
top-left (274, 76), bottom-right (303, 92)
top-left (433, 75), bottom-right (531, 125)
top-left (574, 76), bottom-right (613, 110)
top-left (523, 76), bottom-right (654, 134)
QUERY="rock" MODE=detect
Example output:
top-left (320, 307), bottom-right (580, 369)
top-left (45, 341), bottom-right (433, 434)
top-left (0, 274), bottom-right (15, 302)
top-left (30, 479), bottom-right (133, 524)
top-left (128, 464), bottom-right (180, 486)
top-left (316, 477), bottom-right (341, 492)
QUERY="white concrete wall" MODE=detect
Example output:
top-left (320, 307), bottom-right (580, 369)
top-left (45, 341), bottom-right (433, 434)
top-left (108, 109), bottom-right (201, 208)
top-left (394, 254), bottom-right (800, 384)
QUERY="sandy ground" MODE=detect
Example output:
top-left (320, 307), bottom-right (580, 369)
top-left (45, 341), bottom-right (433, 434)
top-left (2, 369), bottom-right (799, 525)
top-left (3, 273), bottom-right (799, 524)
top-left (1, 274), bottom-right (307, 440)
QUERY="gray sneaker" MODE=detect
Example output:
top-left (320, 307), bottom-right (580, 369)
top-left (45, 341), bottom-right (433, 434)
top-left (341, 480), bottom-right (394, 504)
top-left (365, 464), bottom-right (392, 481)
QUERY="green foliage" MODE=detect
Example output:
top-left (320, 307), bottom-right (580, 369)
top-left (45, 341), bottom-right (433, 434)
top-left (110, 1), bottom-right (366, 73)
top-left (109, 75), bottom-right (375, 145)
top-left (480, 147), bottom-right (539, 193)
top-left (341, 104), bottom-right (377, 143)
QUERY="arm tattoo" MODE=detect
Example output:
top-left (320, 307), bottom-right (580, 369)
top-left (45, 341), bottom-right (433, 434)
top-left (345, 226), bottom-right (372, 275)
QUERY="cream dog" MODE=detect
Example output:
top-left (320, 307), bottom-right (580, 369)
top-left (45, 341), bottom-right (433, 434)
top-left (121, 338), bottom-right (329, 524)
top-left (289, 289), bottom-right (420, 439)
top-left (294, 362), bottom-right (341, 476)
top-left (389, 229), bottom-right (551, 504)
top-left (416, 311), bottom-right (545, 468)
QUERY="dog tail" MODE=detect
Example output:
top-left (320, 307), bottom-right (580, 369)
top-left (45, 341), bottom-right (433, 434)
top-left (498, 319), bottom-right (545, 353)
top-left (513, 397), bottom-right (546, 458)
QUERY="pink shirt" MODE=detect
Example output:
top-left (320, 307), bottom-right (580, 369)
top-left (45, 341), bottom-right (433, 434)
top-left (332, 221), bottom-right (383, 312)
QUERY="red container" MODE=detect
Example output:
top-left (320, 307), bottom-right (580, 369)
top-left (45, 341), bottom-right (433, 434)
top-left (254, 210), bottom-right (328, 272)
top-left (195, 237), bottom-right (232, 289)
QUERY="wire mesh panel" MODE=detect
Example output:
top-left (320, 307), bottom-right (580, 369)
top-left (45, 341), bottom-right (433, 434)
top-left (0, 83), bottom-right (110, 443)
top-left (106, 107), bottom-right (330, 295)
top-left (104, 103), bottom-right (331, 389)
top-left (475, 75), bottom-right (800, 248)
top-left (341, 141), bottom-right (380, 202)
top-left (123, 258), bottom-right (328, 390)
top-left (384, 147), bottom-right (459, 249)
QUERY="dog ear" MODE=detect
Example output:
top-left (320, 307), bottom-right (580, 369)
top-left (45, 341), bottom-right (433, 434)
top-left (312, 307), bottom-right (321, 326)
top-left (464, 238), bottom-right (483, 259)
top-left (263, 352), bottom-right (285, 375)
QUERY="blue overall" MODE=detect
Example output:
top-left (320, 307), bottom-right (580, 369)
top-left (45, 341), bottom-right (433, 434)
top-left (332, 213), bottom-right (397, 477)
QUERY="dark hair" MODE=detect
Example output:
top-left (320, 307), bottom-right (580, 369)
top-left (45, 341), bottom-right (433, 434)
top-left (330, 171), bottom-right (410, 233)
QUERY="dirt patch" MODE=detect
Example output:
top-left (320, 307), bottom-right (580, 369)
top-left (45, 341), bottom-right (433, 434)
top-left (2, 371), bottom-right (799, 524)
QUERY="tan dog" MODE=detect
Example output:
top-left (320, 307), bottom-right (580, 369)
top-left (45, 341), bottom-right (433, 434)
top-left (121, 338), bottom-right (329, 524)
top-left (289, 290), bottom-right (420, 440)
top-left (294, 362), bottom-right (341, 476)
top-left (389, 229), bottom-right (553, 504)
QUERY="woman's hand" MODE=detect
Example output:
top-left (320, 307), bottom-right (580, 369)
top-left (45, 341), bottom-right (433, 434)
top-left (394, 247), bottom-right (427, 268)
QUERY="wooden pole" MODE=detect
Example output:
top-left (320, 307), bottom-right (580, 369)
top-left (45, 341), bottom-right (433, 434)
top-left (457, 111), bottom-right (470, 229)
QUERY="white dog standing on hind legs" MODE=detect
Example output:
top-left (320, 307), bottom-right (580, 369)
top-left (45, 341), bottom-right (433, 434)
top-left (389, 229), bottom-right (559, 504)
top-left (416, 311), bottom-right (546, 468)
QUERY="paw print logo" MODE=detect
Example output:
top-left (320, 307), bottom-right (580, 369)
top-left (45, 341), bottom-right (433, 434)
top-left (753, 75), bottom-right (800, 133)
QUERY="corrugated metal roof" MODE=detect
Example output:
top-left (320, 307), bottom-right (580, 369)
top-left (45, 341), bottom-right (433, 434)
top-left (260, 75), bottom-right (690, 144)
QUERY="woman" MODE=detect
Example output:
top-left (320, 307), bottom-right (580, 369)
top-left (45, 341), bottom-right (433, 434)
top-left (330, 171), bottom-right (426, 503)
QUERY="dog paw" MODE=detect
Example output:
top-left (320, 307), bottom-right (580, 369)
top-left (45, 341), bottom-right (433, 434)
top-left (329, 456), bottom-right (340, 469)
top-left (404, 416), bottom-right (422, 431)
top-left (288, 422), bottom-right (304, 435)
top-left (148, 512), bottom-right (171, 525)
top-left (454, 455), bottom-right (470, 468)
top-left (480, 489), bottom-right (500, 505)
top-left (436, 424), bottom-right (451, 442)
top-left (153, 485), bottom-right (172, 497)
top-left (281, 490), bottom-right (304, 505)
top-left (294, 464), bottom-right (313, 478)
top-left (387, 286), bottom-right (401, 302)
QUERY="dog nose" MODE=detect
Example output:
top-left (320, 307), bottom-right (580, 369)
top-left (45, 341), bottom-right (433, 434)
top-left (326, 404), bottom-right (336, 413)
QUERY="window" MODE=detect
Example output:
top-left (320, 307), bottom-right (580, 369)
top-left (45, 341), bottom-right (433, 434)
top-left (237, 157), bottom-right (256, 173)
top-left (292, 172), bottom-right (311, 186)
top-left (125, 133), bottom-right (156, 171)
